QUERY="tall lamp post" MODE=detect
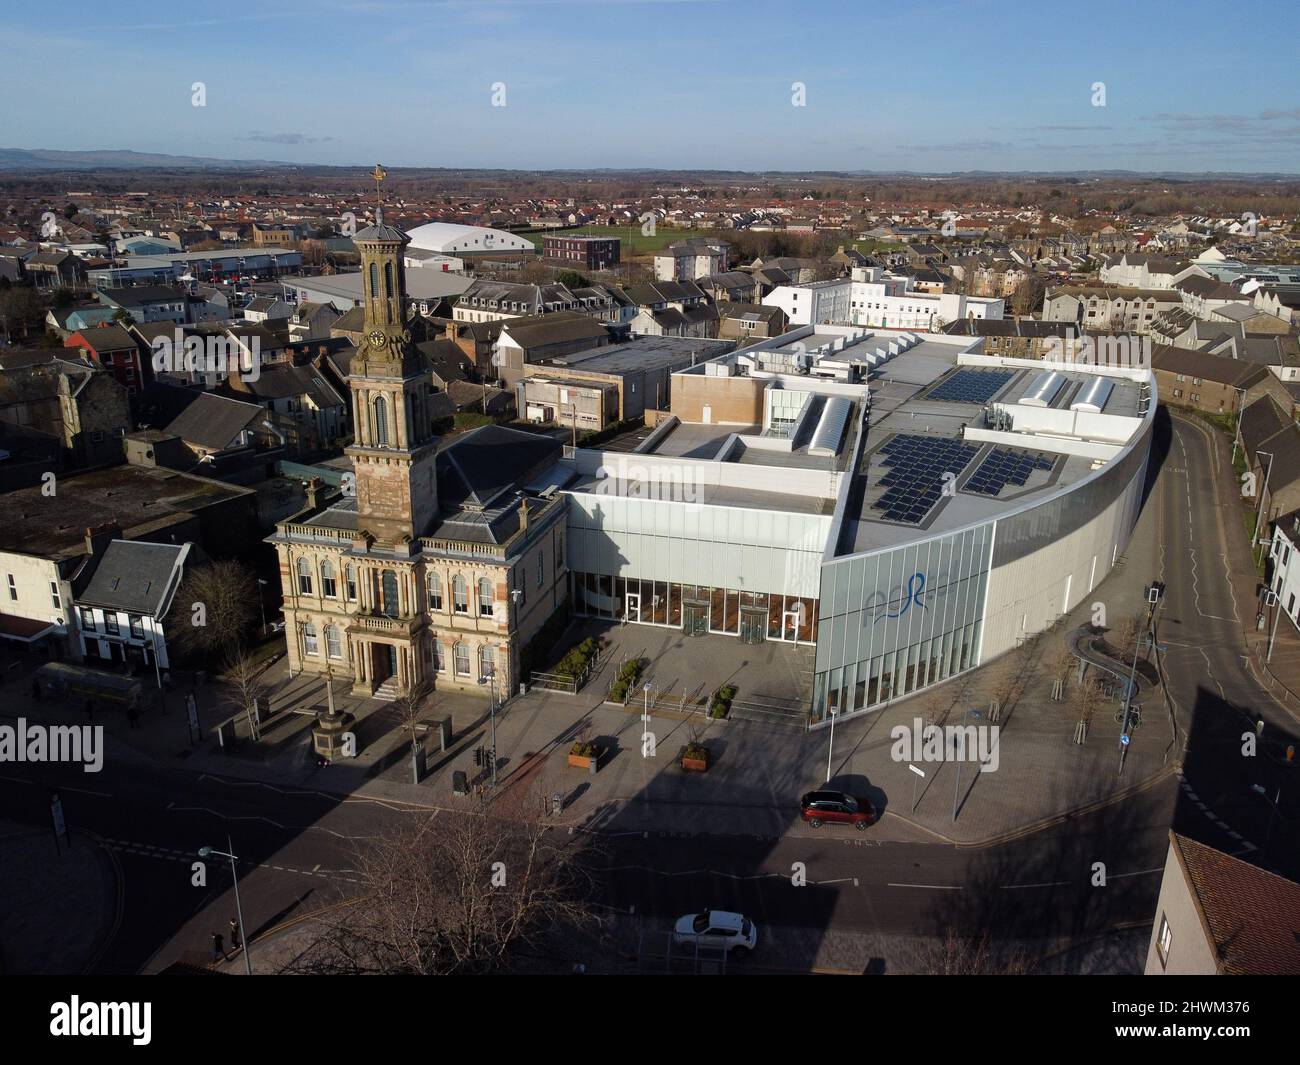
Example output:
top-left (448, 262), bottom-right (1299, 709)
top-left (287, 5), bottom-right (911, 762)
top-left (824, 704), bottom-right (839, 783)
top-left (1264, 588), bottom-right (1283, 664)
top-left (198, 838), bottom-right (252, 975)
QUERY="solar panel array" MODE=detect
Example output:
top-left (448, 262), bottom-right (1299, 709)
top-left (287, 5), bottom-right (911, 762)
top-left (870, 434), bottom-right (980, 524)
top-left (926, 368), bottom-right (1016, 404)
top-left (963, 447), bottom-right (1055, 497)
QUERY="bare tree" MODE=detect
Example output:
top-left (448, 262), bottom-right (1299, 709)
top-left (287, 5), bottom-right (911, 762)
top-left (168, 560), bottom-right (259, 665)
top-left (1075, 672), bottom-right (1108, 727)
top-left (1043, 634), bottom-right (1075, 700)
top-left (1112, 611), bottom-right (1145, 663)
top-left (915, 929), bottom-right (1033, 975)
top-left (285, 790), bottom-right (595, 974)
top-left (221, 648), bottom-right (265, 740)
top-left (393, 678), bottom-right (432, 753)
top-left (1010, 275), bottom-right (1046, 318)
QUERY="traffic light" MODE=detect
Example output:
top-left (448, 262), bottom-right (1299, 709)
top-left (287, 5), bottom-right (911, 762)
top-left (474, 746), bottom-right (484, 767)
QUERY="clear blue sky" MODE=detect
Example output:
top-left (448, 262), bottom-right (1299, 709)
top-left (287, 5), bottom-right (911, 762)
top-left (4, 0), bottom-right (1299, 173)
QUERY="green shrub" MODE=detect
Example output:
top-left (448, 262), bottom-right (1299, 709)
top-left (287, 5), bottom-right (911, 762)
top-left (570, 740), bottom-right (599, 758)
top-left (555, 636), bottom-right (602, 679)
top-left (607, 658), bottom-right (644, 703)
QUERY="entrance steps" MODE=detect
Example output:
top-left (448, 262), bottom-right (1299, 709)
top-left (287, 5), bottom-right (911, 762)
top-left (372, 677), bottom-right (401, 702)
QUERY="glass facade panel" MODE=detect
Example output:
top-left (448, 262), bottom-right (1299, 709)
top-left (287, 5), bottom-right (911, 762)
top-left (810, 525), bottom-right (994, 724)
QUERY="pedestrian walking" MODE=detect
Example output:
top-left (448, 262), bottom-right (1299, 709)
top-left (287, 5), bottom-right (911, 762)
top-left (212, 932), bottom-right (225, 962)
top-left (127, 705), bottom-right (141, 729)
top-left (229, 917), bottom-right (241, 950)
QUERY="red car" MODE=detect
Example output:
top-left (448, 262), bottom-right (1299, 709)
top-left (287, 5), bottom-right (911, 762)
top-left (800, 790), bottom-right (876, 830)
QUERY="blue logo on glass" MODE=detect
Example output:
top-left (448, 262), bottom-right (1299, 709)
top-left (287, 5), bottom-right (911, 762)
top-left (873, 572), bottom-right (927, 624)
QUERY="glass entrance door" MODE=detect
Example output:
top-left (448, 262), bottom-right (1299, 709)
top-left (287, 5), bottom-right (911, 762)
top-left (625, 592), bottom-right (640, 623)
top-left (682, 602), bottom-right (708, 636)
top-left (739, 608), bottom-right (766, 645)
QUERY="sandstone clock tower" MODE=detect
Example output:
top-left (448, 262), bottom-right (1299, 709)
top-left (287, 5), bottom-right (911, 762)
top-left (345, 164), bottom-right (439, 543)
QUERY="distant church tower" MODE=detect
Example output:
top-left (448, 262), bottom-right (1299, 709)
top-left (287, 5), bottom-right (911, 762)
top-left (345, 164), bottom-right (439, 543)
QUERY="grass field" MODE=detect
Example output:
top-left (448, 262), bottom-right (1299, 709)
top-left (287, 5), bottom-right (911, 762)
top-left (516, 224), bottom-right (711, 256)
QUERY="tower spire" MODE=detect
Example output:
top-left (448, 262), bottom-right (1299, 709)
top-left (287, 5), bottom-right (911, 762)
top-left (372, 162), bottom-right (387, 225)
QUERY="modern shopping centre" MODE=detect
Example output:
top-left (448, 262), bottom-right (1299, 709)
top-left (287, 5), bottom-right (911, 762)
top-left (550, 323), bottom-right (1154, 725)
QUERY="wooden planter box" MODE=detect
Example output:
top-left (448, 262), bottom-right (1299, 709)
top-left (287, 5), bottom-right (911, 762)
top-left (567, 748), bottom-right (602, 770)
top-left (681, 751), bottom-right (709, 772)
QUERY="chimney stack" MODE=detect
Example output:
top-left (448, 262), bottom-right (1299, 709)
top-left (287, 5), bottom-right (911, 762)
top-left (305, 476), bottom-right (325, 512)
top-left (84, 521), bottom-right (121, 557)
top-left (517, 493), bottom-right (529, 533)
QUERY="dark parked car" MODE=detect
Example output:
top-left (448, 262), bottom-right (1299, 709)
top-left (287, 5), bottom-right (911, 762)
top-left (800, 790), bottom-right (876, 830)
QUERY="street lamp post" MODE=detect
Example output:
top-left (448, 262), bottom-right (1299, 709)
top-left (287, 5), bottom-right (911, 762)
top-left (824, 704), bottom-right (838, 783)
top-left (1119, 580), bottom-right (1162, 772)
top-left (198, 838), bottom-right (252, 975)
top-left (1264, 588), bottom-right (1283, 663)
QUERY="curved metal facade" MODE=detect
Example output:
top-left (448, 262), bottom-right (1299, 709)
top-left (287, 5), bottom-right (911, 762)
top-left (811, 411), bottom-right (1153, 726)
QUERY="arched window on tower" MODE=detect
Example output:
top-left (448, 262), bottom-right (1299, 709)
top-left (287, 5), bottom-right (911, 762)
top-left (368, 261), bottom-right (379, 300)
top-left (384, 261), bottom-right (394, 302)
top-left (373, 395), bottom-right (389, 446)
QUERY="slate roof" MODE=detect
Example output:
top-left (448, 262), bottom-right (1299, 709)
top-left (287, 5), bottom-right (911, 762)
top-left (499, 311), bottom-right (609, 349)
top-left (65, 323), bottom-right (137, 353)
top-left (233, 362), bottom-right (344, 407)
top-left (100, 285), bottom-right (186, 307)
top-left (165, 392), bottom-right (264, 450)
top-left (79, 540), bottom-right (188, 616)
top-left (1152, 344), bottom-right (1266, 388)
top-left (435, 424), bottom-right (562, 511)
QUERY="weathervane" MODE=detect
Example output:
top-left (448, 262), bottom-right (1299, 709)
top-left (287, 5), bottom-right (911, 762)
top-left (371, 163), bottom-right (387, 205)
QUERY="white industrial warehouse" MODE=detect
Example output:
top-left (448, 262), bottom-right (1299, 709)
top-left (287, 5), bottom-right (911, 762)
top-left (404, 222), bottom-right (536, 256)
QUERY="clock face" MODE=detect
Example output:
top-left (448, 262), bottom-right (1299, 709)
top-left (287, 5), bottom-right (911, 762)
top-left (367, 329), bottom-right (388, 349)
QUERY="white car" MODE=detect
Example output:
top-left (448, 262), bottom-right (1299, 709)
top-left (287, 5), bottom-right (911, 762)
top-left (673, 910), bottom-right (757, 957)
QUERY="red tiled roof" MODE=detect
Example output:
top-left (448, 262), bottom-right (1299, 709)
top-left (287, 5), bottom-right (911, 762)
top-left (1172, 832), bottom-right (1300, 975)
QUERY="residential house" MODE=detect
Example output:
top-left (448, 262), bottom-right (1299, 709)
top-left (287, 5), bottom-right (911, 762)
top-left (626, 281), bottom-right (718, 338)
top-left (1238, 393), bottom-right (1300, 527)
top-left (0, 468), bottom-right (257, 660)
top-left (74, 537), bottom-right (192, 674)
top-left (1151, 344), bottom-right (1290, 415)
top-left (653, 238), bottom-right (731, 282)
top-left (65, 324), bottom-right (152, 395)
top-left (288, 301), bottom-right (340, 342)
top-left (715, 302), bottom-right (788, 343)
top-left (0, 355), bottom-right (130, 468)
top-left (224, 361), bottom-right (348, 449)
top-left (1146, 832), bottom-right (1300, 975)
top-left (98, 285), bottom-right (189, 325)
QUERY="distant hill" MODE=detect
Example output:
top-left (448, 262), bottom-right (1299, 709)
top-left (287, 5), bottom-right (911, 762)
top-left (0, 148), bottom-right (298, 171)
